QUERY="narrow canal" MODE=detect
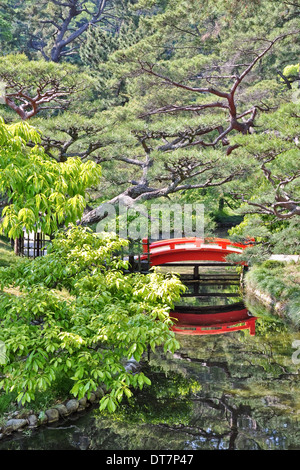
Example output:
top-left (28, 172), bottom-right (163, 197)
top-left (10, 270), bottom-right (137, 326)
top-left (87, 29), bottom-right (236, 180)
top-left (1, 263), bottom-right (299, 450)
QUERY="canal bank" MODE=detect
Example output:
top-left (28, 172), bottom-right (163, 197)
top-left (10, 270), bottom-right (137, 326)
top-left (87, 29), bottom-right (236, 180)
top-left (243, 260), bottom-right (300, 328)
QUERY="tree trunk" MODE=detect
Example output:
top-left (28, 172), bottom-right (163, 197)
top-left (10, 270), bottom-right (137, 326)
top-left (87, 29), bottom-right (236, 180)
top-left (14, 237), bottom-right (23, 256)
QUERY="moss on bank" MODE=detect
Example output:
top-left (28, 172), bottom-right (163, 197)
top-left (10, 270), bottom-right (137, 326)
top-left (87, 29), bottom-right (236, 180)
top-left (245, 260), bottom-right (300, 328)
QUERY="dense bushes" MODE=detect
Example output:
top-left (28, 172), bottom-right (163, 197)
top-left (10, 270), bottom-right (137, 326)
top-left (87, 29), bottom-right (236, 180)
top-left (245, 260), bottom-right (300, 327)
top-left (0, 226), bottom-right (185, 413)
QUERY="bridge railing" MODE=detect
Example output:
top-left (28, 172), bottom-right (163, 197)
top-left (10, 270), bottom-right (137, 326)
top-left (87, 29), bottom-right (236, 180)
top-left (142, 237), bottom-right (253, 255)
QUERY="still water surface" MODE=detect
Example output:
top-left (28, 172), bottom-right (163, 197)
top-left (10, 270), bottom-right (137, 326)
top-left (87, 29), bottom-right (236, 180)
top-left (1, 295), bottom-right (299, 451)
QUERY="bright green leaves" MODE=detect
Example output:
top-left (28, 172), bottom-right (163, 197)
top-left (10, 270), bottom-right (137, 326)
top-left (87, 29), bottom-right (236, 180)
top-left (0, 226), bottom-right (183, 413)
top-left (132, 269), bottom-right (186, 308)
top-left (99, 395), bottom-right (117, 413)
top-left (0, 118), bottom-right (40, 149)
top-left (98, 372), bottom-right (151, 413)
top-left (127, 342), bottom-right (144, 361)
top-left (0, 119), bottom-right (102, 238)
top-left (280, 63), bottom-right (300, 88)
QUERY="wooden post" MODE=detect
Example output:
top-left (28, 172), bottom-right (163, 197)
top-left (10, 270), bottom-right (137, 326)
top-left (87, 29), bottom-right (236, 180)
top-left (14, 236), bottom-right (24, 256)
top-left (128, 238), bottom-right (134, 272)
top-left (193, 264), bottom-right (199, 295)
top-left (14, 238), bottom-right (19, 256)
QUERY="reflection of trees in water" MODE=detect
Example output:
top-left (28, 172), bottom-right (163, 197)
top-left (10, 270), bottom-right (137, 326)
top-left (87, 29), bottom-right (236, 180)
top-left (1, 311), bottom-right (299, 450)
top-left (177, 280), bottom-right (243, 307)
top-left (88, 320), bottom-right (300, 450)
top-left (160, 395), bottom-right (255, 450)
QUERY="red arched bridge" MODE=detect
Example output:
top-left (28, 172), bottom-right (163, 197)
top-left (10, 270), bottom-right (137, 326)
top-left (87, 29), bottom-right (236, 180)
top-left (141, 237), bottom-right (252, 266)
top-left (138, 237), bottom-right (257, 337)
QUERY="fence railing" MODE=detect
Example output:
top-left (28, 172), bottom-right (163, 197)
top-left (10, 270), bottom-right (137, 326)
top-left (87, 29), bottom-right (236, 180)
top-left (17, 231), bottom-right (51, 258)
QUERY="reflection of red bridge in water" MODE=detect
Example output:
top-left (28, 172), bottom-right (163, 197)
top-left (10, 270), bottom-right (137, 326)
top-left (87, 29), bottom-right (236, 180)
top-left (170, 304), bottom-right (257, 336)
top-left (141, 237), bottom-right (257, 336)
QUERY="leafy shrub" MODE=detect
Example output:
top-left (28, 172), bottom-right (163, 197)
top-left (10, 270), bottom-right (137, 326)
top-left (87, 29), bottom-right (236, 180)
top-left (0, 226), bottom-right (185, 413)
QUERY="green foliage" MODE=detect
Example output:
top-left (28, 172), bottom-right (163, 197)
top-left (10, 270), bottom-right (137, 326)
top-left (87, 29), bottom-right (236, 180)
top-left (0, 54), bottom-right (97, 120)
top-left (245, 260), bottom-right (300, 326)
top-left (0, 225), bottom-right (184, 411)
top-left (8, 0), bottom-right (136, 63)
top-left (226, 101), bottom-right (300, 259)
top-left (0, 1), bottom-right (31, 54)
top-left (98, 365), bottom-right (201, 425)
top-left (0, 237), bottom-right (15, 268)
top-left (0, 0), bottom-right (299, 428)
top-left (0, 118), bottom-right (102, 238)
top-left (80, 15), bottom-right (141, 108)
top-left (0, 391), bottom-right (17, 415)
top-left (1, 0), bottom-right (298, 257)
top-left (281, 63), bottom-right (300, 87)
top-left (0, 53), bottom-right (81, 85)
top-left (283, 63), bottom-right (299, 78)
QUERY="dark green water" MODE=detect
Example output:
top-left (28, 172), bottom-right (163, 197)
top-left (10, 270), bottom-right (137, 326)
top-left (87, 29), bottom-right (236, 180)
top-left (1, 294), bottom-right (299, 451)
